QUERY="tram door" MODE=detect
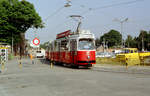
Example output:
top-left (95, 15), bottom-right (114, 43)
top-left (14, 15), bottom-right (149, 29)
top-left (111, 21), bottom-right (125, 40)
top-left (70, 39), bottom-right (77, 65)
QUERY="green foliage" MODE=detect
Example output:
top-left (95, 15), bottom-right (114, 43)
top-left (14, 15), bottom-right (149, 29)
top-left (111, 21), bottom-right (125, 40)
top-left (136, 30), bottom-right (150, 50)
top-left (40, 41), bottom-right (49, 49)
top-left (8, 53), bottom-right (14, 60)
top-left (0, 0), bottom-right (44, 44)
top-left (125, 30), bottom-right (150, 51)
top-left (95, 38), bottom-right (100, 47)
top-left (99, 30), bottom-right (122, 48)
top-left (125, 35), bottom-right (137, 48)
top-left (98, 29), bottom-right (150, 51)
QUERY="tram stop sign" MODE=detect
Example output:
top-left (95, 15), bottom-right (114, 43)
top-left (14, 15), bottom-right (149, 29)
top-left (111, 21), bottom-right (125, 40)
top-left (32, 38), bottom-right (40, 46)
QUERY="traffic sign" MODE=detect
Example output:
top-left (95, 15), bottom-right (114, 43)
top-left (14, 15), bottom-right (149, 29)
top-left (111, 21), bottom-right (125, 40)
top-left (0, 47), bottom-right (8, 62)
top-left (32, 38), bottom-right (40, 46)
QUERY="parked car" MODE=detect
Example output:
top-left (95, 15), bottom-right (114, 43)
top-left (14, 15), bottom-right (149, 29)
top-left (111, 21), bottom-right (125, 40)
top-left (36, 49), bottom-right (45, 58)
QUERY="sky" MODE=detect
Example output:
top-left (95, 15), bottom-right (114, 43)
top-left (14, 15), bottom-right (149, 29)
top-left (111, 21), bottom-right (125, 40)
top-left (25, 0), bottom-right (150, 44)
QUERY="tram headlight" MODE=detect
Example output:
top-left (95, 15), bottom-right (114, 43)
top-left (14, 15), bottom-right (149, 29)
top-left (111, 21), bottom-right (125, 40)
top-left (87, 56), bottom-right (90, 59)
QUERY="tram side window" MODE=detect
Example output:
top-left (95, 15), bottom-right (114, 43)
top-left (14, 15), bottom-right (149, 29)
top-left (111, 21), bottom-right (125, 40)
top-left (60, 40), bottom-right (69, 51)
top-left (51, 43), bottom-right (54, 51)
top-left (70, 40), bottom-right (77, 51)
top-left (58, 42), bottom-right (61, 51)
top-left (54, 41), bottom-right (57, 51)
top-left (50, 44), bottom-right (53, 52)
top-left (55, 42), bottom-right (60, 51)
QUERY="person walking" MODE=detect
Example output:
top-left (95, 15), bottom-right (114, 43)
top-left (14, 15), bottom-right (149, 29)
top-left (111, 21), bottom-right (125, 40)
top-left (29, 54), bottom-right (34, 64)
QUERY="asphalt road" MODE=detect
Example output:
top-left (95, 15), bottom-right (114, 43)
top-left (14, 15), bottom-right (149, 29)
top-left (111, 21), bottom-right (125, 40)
top-left (0, 58), bottom-right (150, 96)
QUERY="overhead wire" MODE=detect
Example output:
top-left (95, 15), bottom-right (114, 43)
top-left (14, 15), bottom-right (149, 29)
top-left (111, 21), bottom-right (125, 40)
top-left (78, 0), bottom-right (145, 39)
top-left (43, 6), bottom-right (65, 22)
top-left (81, 0), bottom-right (144, 15)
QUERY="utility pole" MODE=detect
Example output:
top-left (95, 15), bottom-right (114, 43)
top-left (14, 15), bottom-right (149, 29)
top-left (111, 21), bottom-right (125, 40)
top-left (142, 32), bottom-right (144, 51)
top-left (103, 38), bottom-right (106, 52)
top-left (142, 37), bottom-right (144, 51)
top-left (9, 0), bottom-right (13, 54)
top-left (115, 18), bottom-right (128, 48)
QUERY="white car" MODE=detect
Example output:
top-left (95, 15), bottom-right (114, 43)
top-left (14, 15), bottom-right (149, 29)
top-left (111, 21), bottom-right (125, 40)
top-left (96, 52), bottom-right (115, 58)
top-left (36, 49), bottom-right (45, 58)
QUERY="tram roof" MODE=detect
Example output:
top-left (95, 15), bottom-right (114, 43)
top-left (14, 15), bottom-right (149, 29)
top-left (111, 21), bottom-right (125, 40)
top-left (56, 30), bottom-right (95, 40)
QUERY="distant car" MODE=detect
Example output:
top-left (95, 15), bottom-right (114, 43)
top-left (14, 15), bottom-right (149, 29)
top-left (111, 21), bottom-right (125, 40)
top-left (96, 52), bottom-right (115, 58)
top-left (36, 49), bottom-right (45, 58)
top-left (112, 50), bottom-right (123, 54)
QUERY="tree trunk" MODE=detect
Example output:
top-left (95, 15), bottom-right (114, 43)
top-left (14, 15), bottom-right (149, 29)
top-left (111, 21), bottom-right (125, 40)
top-left (20, 33), bottom-right (25, 56)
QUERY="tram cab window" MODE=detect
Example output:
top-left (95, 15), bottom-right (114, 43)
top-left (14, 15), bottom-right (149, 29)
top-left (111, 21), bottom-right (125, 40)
top-left (78, 39), bottom-right (95, 50)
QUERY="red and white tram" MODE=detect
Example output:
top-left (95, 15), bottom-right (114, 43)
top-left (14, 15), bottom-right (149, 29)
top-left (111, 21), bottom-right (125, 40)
top-left (46, 30), bottom-right (96, 68)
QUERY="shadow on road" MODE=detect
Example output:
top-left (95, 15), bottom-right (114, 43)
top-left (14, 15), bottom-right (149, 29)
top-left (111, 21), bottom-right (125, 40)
top-left (38, 58), bottom-right (91, 70)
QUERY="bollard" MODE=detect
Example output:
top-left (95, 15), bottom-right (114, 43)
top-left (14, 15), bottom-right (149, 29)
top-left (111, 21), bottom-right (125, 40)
top-left (125, 58), bottom-right (128, 70)
top-left (19, 59), bottom-right (22, 69)
top-left (50, 62), bottom-right (53, 69)
top-left (125, 63), bottom-right (128, 70)
top-left (1, 62), bottom-right (5, 72)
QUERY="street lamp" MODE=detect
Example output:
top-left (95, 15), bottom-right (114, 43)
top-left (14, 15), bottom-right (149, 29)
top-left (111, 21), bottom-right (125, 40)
top-left (64, 0), bottom-right (72, 7)
top-left (115, 18), bottom-right (128, 48)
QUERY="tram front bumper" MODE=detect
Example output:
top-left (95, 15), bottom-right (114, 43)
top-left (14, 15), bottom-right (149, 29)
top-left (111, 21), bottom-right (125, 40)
top-left (77, 60), bottom-right (96, 66)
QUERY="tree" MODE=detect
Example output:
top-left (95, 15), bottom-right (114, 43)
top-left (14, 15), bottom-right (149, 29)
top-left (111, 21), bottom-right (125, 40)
top-left (0, 0), bottom-right (44, 55)
top-left (137, 30), bottom-right (150, 51)
top-left (40, 41), bottom-right (49, 50)
top-left (95, 38), bottom-right (100, 47)
top-left (125, 35), bottom-right (137, 48)
top-left (99, 30), bottom-right (122, 48)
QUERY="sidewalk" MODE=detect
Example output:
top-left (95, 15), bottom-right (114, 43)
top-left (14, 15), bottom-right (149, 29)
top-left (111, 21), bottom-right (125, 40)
top-left (0, 57), bottom-right (48, 75)
top-left (93, 64), bottom-right (150, 74)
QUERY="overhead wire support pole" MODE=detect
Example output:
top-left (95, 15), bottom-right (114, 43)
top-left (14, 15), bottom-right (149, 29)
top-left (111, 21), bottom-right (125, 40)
top-left (115, 18), bottom-right (128, 48)
top-left (121, 21), bottom-right (123, 48)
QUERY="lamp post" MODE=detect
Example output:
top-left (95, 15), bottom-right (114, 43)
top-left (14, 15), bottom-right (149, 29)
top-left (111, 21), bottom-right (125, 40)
top-left (12, 32), bottom-right (13, 54)
top-left (9, 0), bottom-right (13, 54)
top-left (115, 18), bottom-right (128, 48)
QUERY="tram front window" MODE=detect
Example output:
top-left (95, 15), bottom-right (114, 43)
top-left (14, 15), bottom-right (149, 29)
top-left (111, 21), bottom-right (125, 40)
top-left (78, 39), bottom-right (95, 50)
